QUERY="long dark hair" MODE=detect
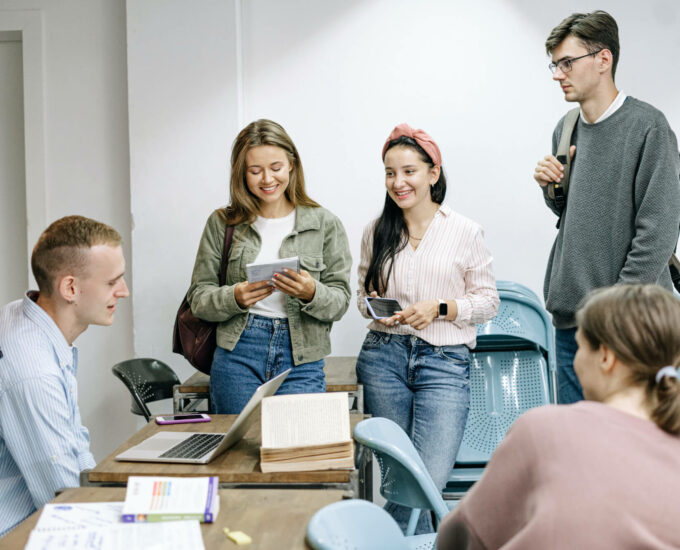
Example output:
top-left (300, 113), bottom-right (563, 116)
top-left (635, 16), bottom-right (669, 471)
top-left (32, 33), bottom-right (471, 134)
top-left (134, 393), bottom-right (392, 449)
top-left (364, 137), bottom-right (447, 295)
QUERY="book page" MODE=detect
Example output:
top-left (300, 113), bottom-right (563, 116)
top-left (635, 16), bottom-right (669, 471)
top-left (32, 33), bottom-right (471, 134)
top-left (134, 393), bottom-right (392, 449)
top-left (35, 502), bottom-right (123, 530)
top-left (24, 521), bottom-right (205, 550)
top-left (259, 454), bottom-right (355, 473)
top-left (261, 392), bottom-right (351, 448)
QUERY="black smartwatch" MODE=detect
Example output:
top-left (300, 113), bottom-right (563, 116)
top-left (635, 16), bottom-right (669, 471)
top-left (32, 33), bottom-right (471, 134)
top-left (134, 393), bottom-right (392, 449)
top-left (438, 299), bottom-right (448, 318)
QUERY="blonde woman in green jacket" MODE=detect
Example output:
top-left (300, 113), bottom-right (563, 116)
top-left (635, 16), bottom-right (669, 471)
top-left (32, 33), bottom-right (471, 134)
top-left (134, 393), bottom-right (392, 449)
top-left (187, 119), bottom-right (352, 413)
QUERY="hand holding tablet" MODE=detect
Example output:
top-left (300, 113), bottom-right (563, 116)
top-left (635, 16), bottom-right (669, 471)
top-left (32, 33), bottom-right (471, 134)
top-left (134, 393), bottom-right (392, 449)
top-left (246, 256), bottom-right (300, 288)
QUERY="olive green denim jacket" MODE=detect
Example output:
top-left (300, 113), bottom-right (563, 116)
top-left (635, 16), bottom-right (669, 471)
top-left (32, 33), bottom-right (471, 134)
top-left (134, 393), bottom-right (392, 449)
top-left (187, 206), bottom-right (352, 365)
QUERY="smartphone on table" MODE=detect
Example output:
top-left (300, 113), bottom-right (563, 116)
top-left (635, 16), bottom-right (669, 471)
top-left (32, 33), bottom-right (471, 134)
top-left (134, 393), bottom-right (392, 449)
top-left (155, 413), bottom-right (212, 425)
top-left (365, 297), bottom-right (402, 320)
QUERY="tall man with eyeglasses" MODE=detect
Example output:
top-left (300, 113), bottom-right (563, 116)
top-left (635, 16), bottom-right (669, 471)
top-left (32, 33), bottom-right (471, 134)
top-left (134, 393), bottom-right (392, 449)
top-left (533, 10), bottom-right (680, 404)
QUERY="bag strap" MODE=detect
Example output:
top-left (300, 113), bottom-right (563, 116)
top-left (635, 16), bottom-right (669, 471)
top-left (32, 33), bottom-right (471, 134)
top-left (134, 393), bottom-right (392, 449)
top-left (218, 224), bottom-right (234, 286)
top-left (669, 253), bottom-right (680, 292)
top-left (548, 107), bottom-right (580, 215)
top-left (548, 112), bottom-right (680, 287)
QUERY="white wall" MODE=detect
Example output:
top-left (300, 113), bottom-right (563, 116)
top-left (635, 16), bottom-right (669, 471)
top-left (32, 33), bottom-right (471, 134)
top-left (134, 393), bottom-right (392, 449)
top-left (2, 0), bottom-right (678, 459)
top-left (128, 0), bottom-right (680, 383)
top-left (126, 0), bottom-right (240, 385)
top-left (0, 0), bottom-right (134, 460)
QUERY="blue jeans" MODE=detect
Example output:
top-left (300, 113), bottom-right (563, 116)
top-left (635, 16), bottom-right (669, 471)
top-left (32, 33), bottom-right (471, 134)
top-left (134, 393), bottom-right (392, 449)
top-left (210, 314), bottom-right (325, 414)
top-left (356, 330), bottom-right (470, 535)
top-left (555, 327), bottom-right (583, 404)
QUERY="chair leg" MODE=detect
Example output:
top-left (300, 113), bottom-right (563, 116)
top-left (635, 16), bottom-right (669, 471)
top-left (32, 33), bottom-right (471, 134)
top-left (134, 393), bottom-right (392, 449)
top-left (406, 508), bottom-right (421, 536)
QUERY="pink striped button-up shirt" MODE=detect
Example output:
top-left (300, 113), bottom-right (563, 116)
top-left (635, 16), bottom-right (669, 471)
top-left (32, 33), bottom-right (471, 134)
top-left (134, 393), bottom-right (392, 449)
top-left (357, 204), bottom-right (499, 348)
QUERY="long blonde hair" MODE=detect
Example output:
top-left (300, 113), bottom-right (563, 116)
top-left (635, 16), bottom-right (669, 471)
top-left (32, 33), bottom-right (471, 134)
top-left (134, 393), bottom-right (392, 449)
top-left (221, 119), bottom-right (319, 225)
top-left (576, 284), bottom-right (680, 435)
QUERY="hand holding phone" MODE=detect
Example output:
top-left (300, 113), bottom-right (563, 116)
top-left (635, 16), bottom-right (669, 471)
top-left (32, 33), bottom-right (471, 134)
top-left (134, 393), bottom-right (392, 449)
top-left (155, 413), bottom-right (211, 425)
top-left (365, 296), bottom-right (402, 320)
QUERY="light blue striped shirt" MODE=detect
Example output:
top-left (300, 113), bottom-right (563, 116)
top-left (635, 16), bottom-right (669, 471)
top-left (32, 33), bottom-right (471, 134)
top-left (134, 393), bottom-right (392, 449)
top-left (0, 293), bottom-right (95, 536)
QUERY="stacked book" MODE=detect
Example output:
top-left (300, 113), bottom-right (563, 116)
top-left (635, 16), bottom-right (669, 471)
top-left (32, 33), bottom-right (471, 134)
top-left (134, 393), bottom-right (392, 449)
top-left (122, 476), bottom-right (220, 523)
top-left (260, 392), bottom-right (355, 473)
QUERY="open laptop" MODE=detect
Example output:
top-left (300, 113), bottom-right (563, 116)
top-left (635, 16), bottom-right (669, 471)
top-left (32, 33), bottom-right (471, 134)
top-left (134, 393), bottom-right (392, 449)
top-left (115, 369), bottom-right (290, 464)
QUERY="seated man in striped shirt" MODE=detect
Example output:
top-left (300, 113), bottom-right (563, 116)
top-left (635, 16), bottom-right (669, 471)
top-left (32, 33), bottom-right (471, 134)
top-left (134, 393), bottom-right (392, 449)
top-left (0, 215), bottom-right (129, 536)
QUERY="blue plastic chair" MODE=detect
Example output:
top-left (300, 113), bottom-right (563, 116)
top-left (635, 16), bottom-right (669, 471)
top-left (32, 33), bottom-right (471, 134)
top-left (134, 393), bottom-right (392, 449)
top-left (307, 499), bottom-right (436, 550)
top-left (446, 282), bottom-right (557, 497)
top-left (494, 280), bottom-right (540, 301)
top-left (353, 417), bottom-right (449, 537)
top-left (476, 283), bottom-right (555, 371)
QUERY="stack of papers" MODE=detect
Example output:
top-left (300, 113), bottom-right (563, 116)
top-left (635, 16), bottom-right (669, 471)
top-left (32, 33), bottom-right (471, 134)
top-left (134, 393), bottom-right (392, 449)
top-left (24, 501), bottom-right (205, 550)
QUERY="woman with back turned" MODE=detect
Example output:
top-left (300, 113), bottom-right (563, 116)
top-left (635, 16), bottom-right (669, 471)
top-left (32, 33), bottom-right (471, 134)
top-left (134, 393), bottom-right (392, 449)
top-left (438, 284), bottom-right (680, 549)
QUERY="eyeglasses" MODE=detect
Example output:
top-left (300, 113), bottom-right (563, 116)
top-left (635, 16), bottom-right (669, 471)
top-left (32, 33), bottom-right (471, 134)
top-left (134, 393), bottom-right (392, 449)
top-left (549, 50), bottom-right (602, 74)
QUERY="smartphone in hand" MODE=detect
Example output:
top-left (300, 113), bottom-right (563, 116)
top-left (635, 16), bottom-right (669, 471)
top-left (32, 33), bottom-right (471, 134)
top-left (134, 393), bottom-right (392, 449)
top-left (155, 413), bottom-right (211, 425)
top-left (365, 297), bottom-right (402, 320)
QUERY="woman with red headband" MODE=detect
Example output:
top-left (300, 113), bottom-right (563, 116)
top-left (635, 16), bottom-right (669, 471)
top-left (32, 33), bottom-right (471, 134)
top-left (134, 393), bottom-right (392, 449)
top-left (356, 123), bottom-right (499, 534)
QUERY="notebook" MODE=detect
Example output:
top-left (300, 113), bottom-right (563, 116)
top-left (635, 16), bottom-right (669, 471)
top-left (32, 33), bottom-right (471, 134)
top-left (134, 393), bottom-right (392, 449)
top-left (246, 256), bottom-right (300, 287)
top-left (115, 369), bottom-right (290, 464)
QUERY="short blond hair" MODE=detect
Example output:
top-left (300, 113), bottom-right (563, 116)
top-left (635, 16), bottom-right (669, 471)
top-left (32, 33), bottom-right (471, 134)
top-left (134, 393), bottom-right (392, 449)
top-left (31, 215), bottom-right (122, 295)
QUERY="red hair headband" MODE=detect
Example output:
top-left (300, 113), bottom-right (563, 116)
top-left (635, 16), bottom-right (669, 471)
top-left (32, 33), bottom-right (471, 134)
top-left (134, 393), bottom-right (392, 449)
top-left (381, 123), bottom-right (442, 167)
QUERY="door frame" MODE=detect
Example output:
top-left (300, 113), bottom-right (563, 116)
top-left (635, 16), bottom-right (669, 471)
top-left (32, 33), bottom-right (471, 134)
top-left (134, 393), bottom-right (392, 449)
top-left (0, 10), bottom-right (46, 287)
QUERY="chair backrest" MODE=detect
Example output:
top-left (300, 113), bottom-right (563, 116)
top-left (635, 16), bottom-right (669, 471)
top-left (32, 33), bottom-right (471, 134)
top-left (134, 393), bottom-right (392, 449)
top-left (476, 289), bottom-right (554, 370)
top-left (446, 282), bottom-right (556, 496)
top-left (455, 348), bottom-right (551, 464)
top-left (111, 358), bottom-right (180, 421)
top-left (353, 418), bottom-right (449, 521)
top-left (495, 280), bottom-right (538, 300)
top-left (306, 499), bottom-right (411, 550)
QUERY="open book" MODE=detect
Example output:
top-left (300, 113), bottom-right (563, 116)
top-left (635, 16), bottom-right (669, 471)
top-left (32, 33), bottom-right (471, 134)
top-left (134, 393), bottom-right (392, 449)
top-left (260, 392), bottom-right (355, 473)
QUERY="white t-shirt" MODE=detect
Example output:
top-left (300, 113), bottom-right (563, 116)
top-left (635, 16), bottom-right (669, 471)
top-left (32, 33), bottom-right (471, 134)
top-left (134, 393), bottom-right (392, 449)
top-left (249, 210), bottom-right (296, 319)
top-left (581, 90), bottom-right (627, 124)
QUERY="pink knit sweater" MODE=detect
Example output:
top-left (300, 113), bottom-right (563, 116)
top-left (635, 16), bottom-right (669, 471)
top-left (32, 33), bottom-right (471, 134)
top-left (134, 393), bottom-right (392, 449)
top-left (437, 402), bottom-right (680, 549)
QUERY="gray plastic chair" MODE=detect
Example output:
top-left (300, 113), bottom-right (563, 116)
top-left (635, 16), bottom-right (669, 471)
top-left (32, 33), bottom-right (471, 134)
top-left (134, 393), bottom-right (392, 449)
top-left (111, 358), bottom-right (180, 422)
top-left (307, 498), bottom-right (436, 550)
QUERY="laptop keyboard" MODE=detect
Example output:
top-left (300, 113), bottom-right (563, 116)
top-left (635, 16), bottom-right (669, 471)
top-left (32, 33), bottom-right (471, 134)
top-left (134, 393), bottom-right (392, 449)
top-left (159, 433), bottom-right (225, 459)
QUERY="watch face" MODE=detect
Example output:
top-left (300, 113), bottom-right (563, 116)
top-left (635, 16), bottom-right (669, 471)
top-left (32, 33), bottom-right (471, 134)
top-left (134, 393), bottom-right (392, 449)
top-left (439, 302), bottom-right (448, 316)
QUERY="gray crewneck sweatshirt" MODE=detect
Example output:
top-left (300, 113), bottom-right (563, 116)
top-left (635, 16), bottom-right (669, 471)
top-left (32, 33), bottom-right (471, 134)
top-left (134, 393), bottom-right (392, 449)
top-left (543, 97), bottom-right (680, 328)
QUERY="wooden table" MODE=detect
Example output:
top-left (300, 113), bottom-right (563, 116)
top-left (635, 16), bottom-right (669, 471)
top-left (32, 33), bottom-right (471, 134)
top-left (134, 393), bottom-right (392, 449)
top-left (0, 487), bottom-right (345, 550)
top-left (84, 414), bottom-right (372, 500)
top-left (174, 356), bottom-right (363, 413)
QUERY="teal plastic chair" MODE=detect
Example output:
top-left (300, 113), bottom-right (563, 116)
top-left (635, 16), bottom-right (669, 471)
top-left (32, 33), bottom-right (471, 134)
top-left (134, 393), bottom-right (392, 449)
top-left (353, 417), bottom-right (450, 537)
top-left (493, 280), bottom-right (539, 301)
top-left (446, 282), bottom-right (556, 497)
top-left (476, 283), bottom-right (555, 372)
top-left (306, 499), bottom-right (436, 550)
